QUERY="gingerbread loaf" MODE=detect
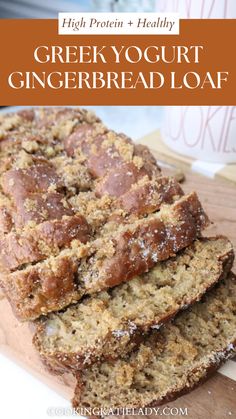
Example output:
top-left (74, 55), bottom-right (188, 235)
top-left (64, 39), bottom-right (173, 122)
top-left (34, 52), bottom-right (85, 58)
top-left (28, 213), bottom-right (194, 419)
top-left (0, 107), bottom-right (234, 413)
top-left (0, 108), bottom-right (209, 321)
top-left (0, 192), bottom-right (209, 320)
top-left (72, 273), bottom-right (236, 411)
top-left (33, 236), bottom-right (234, 373)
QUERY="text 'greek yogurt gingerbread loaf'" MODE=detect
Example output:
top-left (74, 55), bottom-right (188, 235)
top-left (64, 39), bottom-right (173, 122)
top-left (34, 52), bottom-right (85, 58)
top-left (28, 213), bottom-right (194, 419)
top-left (0, 108), bottom-right (209, 321)
top-left (33, 236), bottom-right (234, 372)
top-left (72, 273), bottom-right (236, 412)
top-left (0, 107), bottom-right (235, 414)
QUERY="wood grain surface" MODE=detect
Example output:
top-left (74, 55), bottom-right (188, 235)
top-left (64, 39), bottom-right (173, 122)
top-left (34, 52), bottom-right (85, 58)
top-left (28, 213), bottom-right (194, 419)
top-left (0, 138), bottom-right (235, 419)
top-left (139, 131), bottom-right (236, 185)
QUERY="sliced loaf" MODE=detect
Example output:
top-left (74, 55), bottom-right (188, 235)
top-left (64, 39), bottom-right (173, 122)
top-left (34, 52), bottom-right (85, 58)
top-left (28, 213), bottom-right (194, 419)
top-left (0, 107), bottom-right (184, 322)
top-left (33, 236), bottom-right (234, 372)
top-left (72, 273), bottom-right (236, 411)
top-left (0, 192), bottom-right (209, 320)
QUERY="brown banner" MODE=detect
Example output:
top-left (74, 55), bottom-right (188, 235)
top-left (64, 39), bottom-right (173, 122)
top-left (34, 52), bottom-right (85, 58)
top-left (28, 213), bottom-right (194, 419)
top-left (0, 19), bottom-right (235, 105)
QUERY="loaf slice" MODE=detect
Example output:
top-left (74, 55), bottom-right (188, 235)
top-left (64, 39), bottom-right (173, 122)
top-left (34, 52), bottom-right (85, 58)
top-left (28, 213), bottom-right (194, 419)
top-left (72, 273), bottom-right (236, 411)
top-left (33, 236), bottom-right (234, 373)
top-left (0, 175), bottom-right (183, 273)
top-left (0, 107), bottom-right (177, 273)
top-left (0, 215), bottom-right (90, 272)
top-left (0, 192), bottom-right (209, 320)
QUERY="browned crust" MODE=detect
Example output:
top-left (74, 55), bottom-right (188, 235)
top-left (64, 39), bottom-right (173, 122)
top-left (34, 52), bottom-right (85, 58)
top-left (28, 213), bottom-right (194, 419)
top-left (118, 177), bottom-right (184, 215)
top-left (63, 123), bottom-right (108, 158)
top-left (101, 192), bottom-right (209, 288)
top-left (0, 205), bottom-right (13, 234)
top-left (1, 160), bottom-right (75, 229)
top-left (34, 328), bottom-right (147, 376)
top-left (95, 162), bottom-right (160, 198)
top-left (33, 236), bottom-right (233, 373)
top-left (0, 254), bottom-right (82, 320)
top-left (0, 108), bottom-right (208, 323)
top-left (0, 193), bottom-right (209, 321)
top-left (64, 124), bottom-right (160, 181)
top-left (0, 214), bottom-right (90, 271)
top-left (0, 108), bottom-right (234, 415)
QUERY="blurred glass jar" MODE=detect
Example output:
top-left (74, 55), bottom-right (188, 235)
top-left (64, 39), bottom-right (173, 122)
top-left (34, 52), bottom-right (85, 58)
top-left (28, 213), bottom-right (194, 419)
top-left (155, 0), bottom-right (236, 18)
top-left (156, 0), bottom-right (236, 163)
top-left (162, 107), bottom-right (236, 164)
top-left (92, 0), bottom-right (156, 12)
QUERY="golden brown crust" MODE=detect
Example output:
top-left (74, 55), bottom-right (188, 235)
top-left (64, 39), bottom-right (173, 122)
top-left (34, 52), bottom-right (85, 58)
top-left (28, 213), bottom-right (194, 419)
top-left (33, 236), bottom-right (234, 373)
top-left (101, 192), bottom-right (209, 288)
top-left (0, 205), bottom-right (13, 233)
top-left (35, 327), bottom-right (146, 375)
top-left (1, 255), bottom-right (81, 320)
top-left (0, 193), bottom-right (208, 320)
top-left (95, 162), bottom-right (154, 198)
top-left (0, 108), bottom-right (207, 322)
top-left (1, 160), bottom-right (74, 228)
top-left (64, 123), bottom-right (108, 159)
top-left (1, 107), bottom-right (234, 412)
top-left (118, 177), bottom-right (184, 215)
top-left (0, 214), bottom-right (90, 271)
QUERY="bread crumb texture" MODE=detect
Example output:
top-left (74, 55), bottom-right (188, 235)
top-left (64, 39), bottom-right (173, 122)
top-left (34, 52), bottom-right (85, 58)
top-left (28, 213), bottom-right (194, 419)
top-left (0, 107), bottom-right (209, 320)
top-left (33, 236), bottom-right (233, 371)
top-left (73, 274), bottom-right (236, 410)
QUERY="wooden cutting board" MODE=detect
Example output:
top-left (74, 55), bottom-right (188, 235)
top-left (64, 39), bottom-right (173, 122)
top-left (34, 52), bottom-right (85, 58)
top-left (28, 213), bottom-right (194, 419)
top-left (0, 132), bottom-right (236, 419)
